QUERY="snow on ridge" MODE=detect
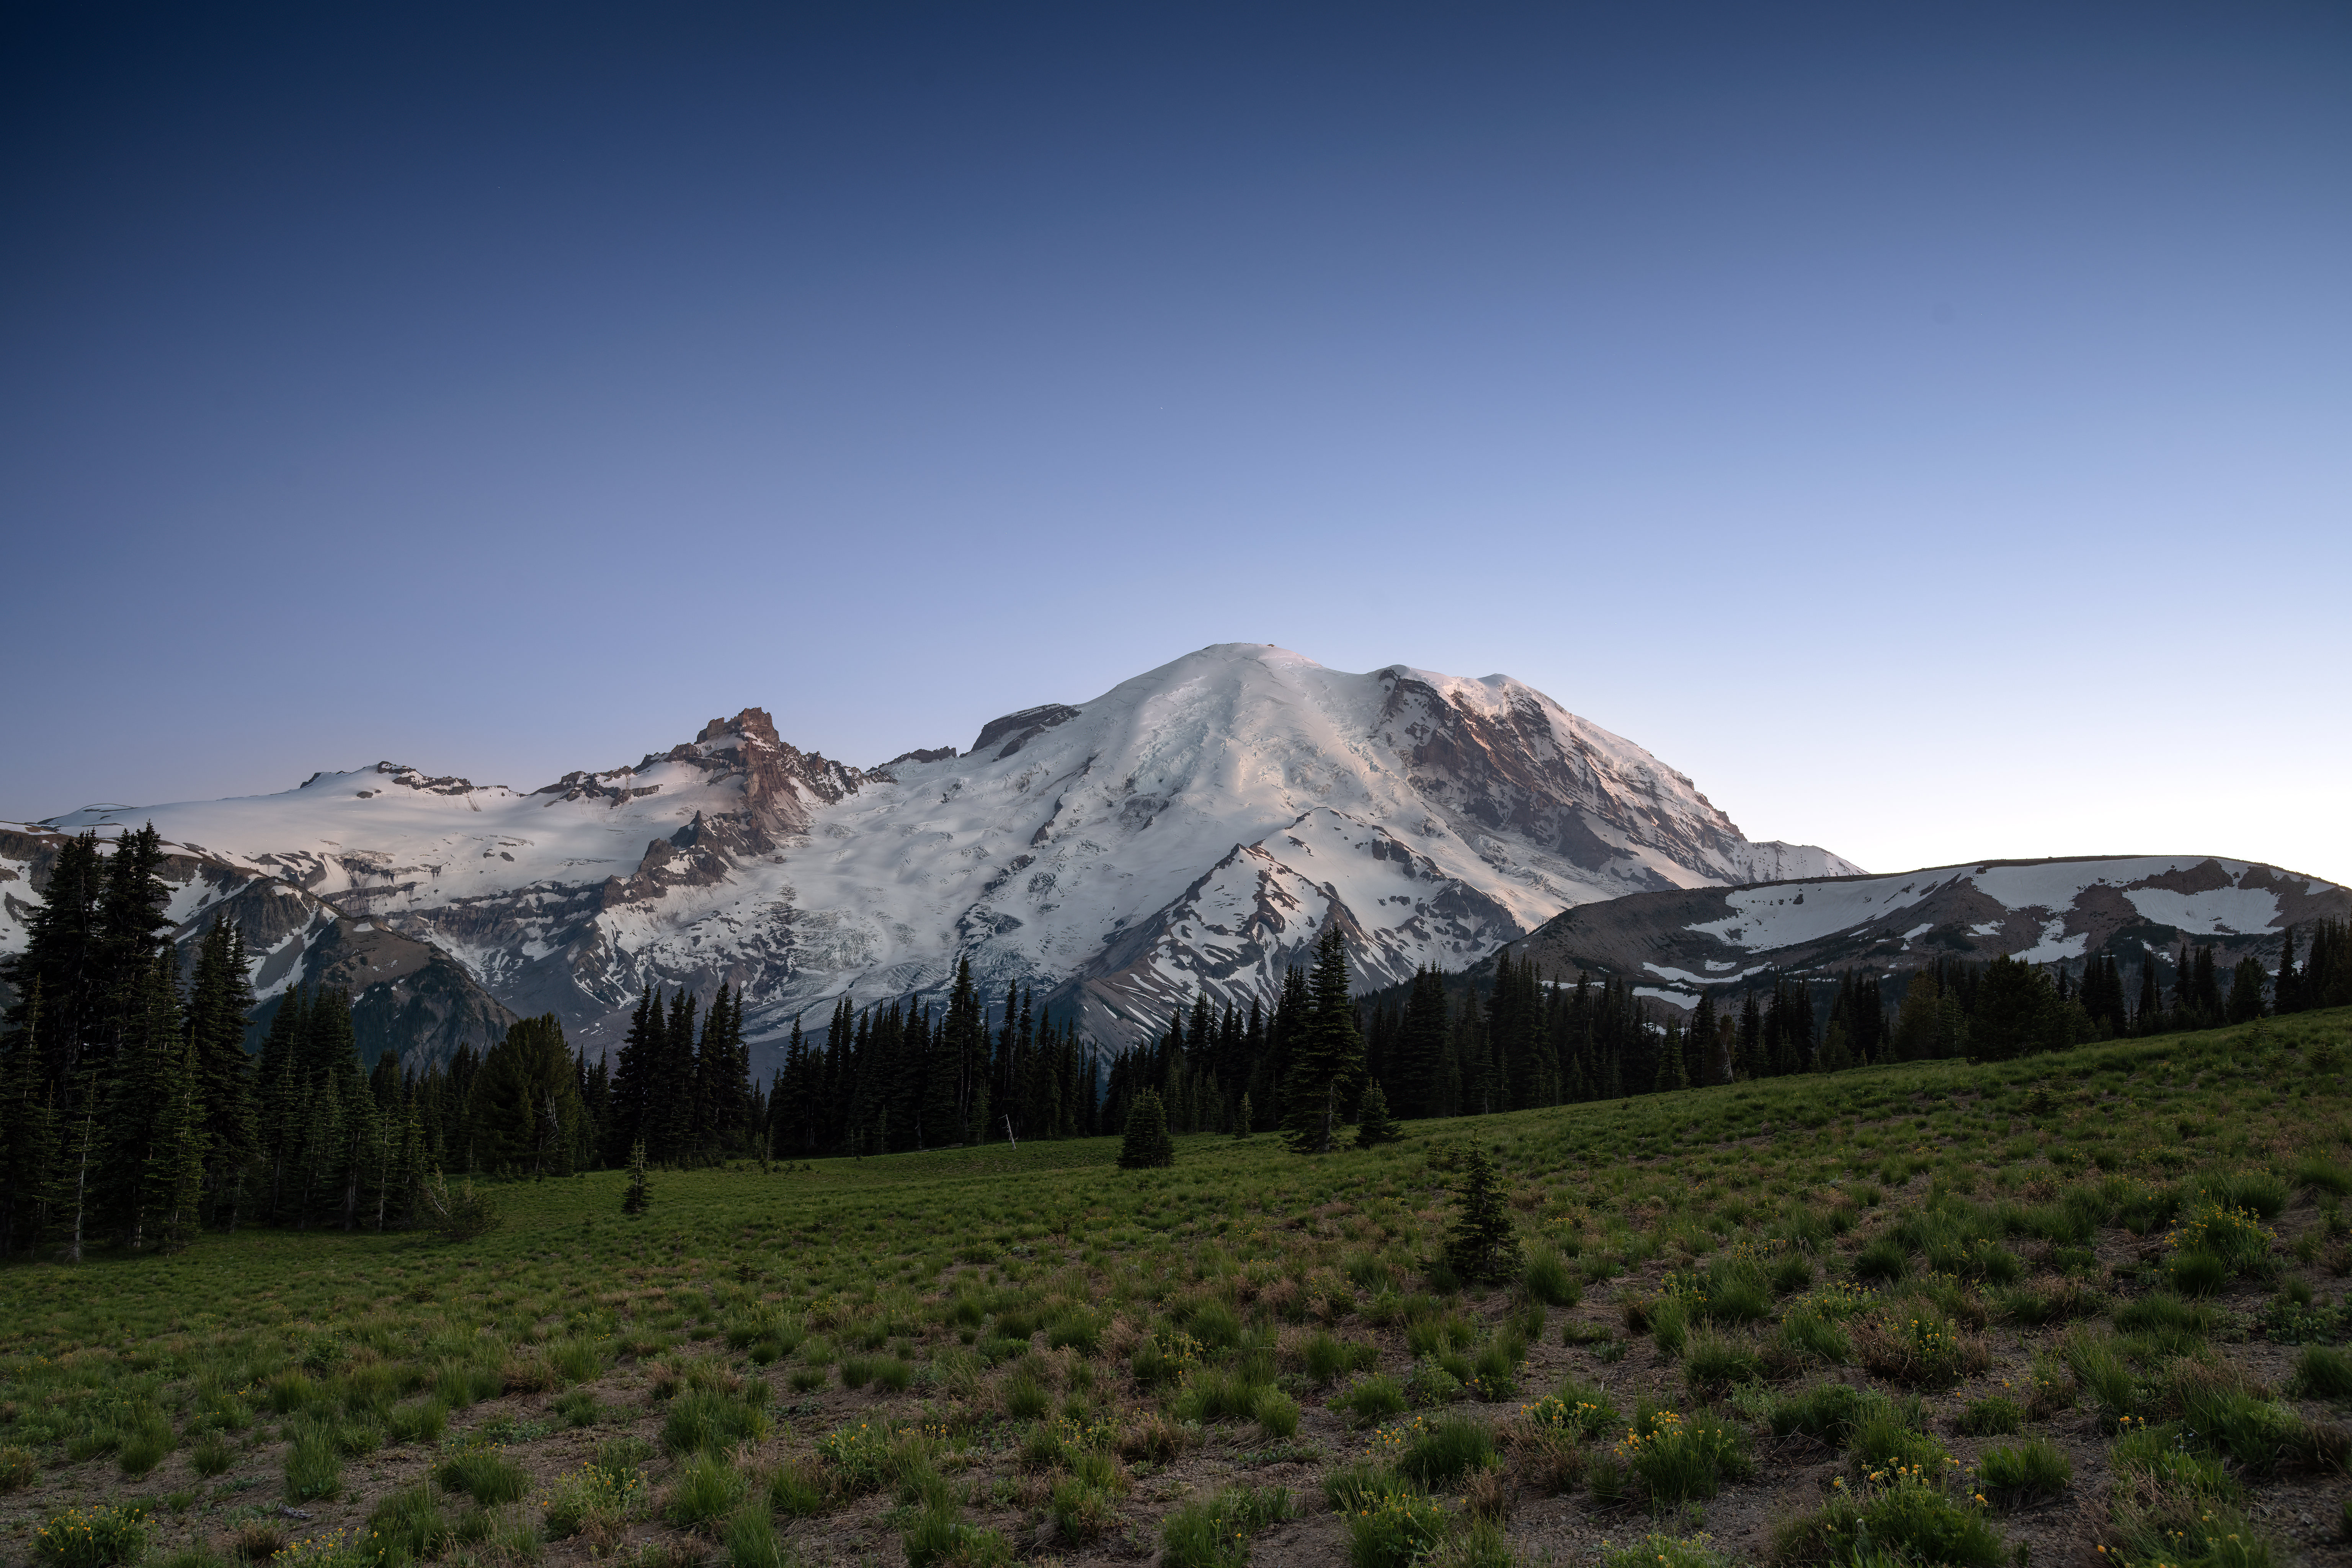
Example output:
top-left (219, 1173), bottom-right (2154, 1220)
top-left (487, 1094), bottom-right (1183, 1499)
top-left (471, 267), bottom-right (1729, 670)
top-left (1685, 857), bottom-right (2324, 963)
top-left (12, 645), bottom-right (1857, 1050)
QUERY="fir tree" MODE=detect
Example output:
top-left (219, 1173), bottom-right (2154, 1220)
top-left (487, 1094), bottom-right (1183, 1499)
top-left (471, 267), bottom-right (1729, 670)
top-left (1282, 927), bottom-right (1366, 1153)
top-left (1117, 1089), bottom-right (1174, 1169)
top-left (1232, 1092), bottom-right (1252, 1139)
top-left (622, 1138), bottom-right (652, 1214)
top-left (1441, 1145), bottom-right (1522, 1284)
top-left (468, 1015), bottom-right (588, 1178)
top-left (1354, 1080), bottom-right (1402, 1147)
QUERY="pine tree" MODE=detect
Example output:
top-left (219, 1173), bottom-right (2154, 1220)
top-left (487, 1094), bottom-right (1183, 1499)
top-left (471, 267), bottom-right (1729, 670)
top-left (1441, 1145), bottom-right (1522, 1284)
top-left (1117, 1090), bottom-right (1174, 1169)
top-left (469, 1015), bottom-right (588, 1178)
top-left (186, 917), bottom-right (258, 1229)
top-left (622, 1138), bottom-right (652, 1214)
top-left (1354, 1080), bottom-right (1402, 1147)
top-left (0, 980), bottom-right (58, 1256)
top-left (144, 1037), bottom-right (206, 1253)
top-left (1232, 1092), bottom-right (1252, 1139)
top-left (1282, 927), bottom-right (1366, 1153)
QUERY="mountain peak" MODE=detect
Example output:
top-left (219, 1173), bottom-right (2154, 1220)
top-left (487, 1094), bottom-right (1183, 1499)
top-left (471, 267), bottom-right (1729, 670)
top-left (18, 647), bottom-right (1859, 1062)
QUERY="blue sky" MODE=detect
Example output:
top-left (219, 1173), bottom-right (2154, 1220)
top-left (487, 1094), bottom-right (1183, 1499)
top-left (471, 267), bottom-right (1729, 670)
top-left (3, 2), bottom-right (2347, 881)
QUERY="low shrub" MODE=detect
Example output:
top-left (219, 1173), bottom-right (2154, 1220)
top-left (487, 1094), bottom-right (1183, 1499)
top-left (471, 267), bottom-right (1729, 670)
top-left (2297, 1344), bottom-right (2352, 1399)
top-left (1854, 1307), bottom-right (1989, 1388)
top-left (1980, 1437), bottom-right (2071, 1504)
top-left (1524, 1249), bottom-right (1581, 1307)
top-left (1162, 1486), bottom-right (1290, 1568)
top-left (1336, 1374), bottom-right (1408, 1426)
top-left (1344, 1486), bottom-right (1450, 1568)
top-left (283, 1427), bottom-right (342, 1502)
top-left (1772, 1476), bottom-right (2003, 1567)
top-left (1524, 1382), bottom-right (1617, 1440)
top-left (369, 1484), bottom-right (453, 1560)
top-left (1956, 1395), bottom-right (2022, 1436)
top-left (436, 1445), bottom-right (529, 1506)
top-left (544, 1460), bottom-right (645, 1539)
top-left (662, 1389), bottom-right (771, 1455)
top-left (32, 1505), bottom-right (152, 1568)
top-left (1619, 1405), bottom-right (1751, 1503)
top-left (1396, 1414), bottom-right (1497, 1487)
top-left (665, 1454), bottom-right (749, 1532)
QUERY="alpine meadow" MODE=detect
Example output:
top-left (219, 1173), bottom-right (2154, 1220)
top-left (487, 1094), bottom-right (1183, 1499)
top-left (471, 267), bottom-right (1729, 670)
top-left (3, 804), bottom-right (2352, 1567)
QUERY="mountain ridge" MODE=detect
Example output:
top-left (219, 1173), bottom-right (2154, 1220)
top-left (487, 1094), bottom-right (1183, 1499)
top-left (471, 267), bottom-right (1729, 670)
top-left (11, 644), bottom-right (1857, 1068)
top-left (1498, 852), bottom-right (2349, 1016)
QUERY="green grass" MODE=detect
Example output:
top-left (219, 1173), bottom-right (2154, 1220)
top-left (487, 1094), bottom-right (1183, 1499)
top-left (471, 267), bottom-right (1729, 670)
top-left (1980, 1437), bottom-right (2072, 1504)
top-left (0, 1010), bottom-right (2342, 1568)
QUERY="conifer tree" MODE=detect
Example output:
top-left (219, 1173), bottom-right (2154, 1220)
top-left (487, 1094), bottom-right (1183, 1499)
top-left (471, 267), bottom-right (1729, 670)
top-left (1282, 927), bottom-right (1366, 1153)
top-left (622, 1138), bottom-right (652, 1214)
top-left (469, 1014), bottom-right (588, 1178)
top-left (606, 984), bottom-right (657, 1165)
top-left (1441, 1145), bottom-right (1522, 1284)
top-left (1232, 1092), bottom-right (1252, 1139)
top-left (1117, 1089), bottom-right (1174, 1169)
top-left (186, 917), bottom-right (258, 1228)
top-left (1354, 1080), bottom-right (1402, 1147)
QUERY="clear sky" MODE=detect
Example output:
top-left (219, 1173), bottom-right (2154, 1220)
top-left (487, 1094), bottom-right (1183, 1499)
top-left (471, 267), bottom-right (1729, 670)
top-left (4, 2), bottom-right (2347, 884)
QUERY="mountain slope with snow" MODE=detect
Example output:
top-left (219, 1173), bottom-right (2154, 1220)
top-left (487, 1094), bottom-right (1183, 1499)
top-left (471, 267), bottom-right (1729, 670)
top-left (1505, 854), bottom-right (2350, 1014)
top-left (0, 826), bottom-right (516, 1067)
top-left (17, 645), bottom-right (1856, 1064)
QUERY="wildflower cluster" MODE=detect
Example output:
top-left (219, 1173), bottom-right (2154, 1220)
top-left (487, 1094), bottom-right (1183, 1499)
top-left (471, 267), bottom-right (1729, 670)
top-left (1522, 1393), bottom-right (1615, 1439)
top-left (2167, 1202), bottom-right (2276, 1272)
top-left (1343, 1485), bottom-right (1449, 1567)
top-left (32, 1505), bottom-right (150, 1568)
top-left (264, 1528), bottom-right (370, 1568)
top-left (543, 1459), bottom-right (647, 1538)
top-left (817, 1418), bottom-right (900, 1493)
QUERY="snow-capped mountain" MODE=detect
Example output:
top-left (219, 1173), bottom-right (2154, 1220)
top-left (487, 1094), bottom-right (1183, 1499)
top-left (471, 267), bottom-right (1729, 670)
top-left (13, 644), bottom-right (1856, 1065)
top-left (1506, 855), bottom-right (2351, 1014)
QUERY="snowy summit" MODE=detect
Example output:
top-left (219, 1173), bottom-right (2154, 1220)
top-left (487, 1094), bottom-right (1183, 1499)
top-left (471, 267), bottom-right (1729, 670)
top-left (12, 645), bottom-right (1857, 1065)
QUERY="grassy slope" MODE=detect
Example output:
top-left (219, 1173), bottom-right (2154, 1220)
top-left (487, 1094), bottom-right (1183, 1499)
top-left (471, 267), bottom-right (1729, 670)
top-left (2, 1009), bottom-right (2349, 1566)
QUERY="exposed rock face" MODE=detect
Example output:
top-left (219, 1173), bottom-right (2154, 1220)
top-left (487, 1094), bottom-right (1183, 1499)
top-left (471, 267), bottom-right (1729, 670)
top-left (972, 704), bottom-right (1084, 760)
top-left (1503, 854), bottom-right (2351, 1016)
top-left (21, 645), bottom-right (1858, 1068)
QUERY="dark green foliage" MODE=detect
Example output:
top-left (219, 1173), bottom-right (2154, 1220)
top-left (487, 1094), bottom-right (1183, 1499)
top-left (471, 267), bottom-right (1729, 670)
top-left (1957, 1395), bottom-right (2023, 1436)
top-left (1395, 1414), bottom-right (1497, 1486)
top-left (1772, 1481), bottom-right (2004, 1567)
top-left (1355, 1080), bottom-right (1403, 1147)
top-left (1117, 1091), bottom-right (1174, 1169)
top-left (1281, 929), bottom-right (1370, 1152)
top-left (622, 1139), bottom-right (652, 1214)
top-left (2296, 1346), bottom-right (2352, 1399)
top-left (1163, 1486), bottom-right (1290, 1568)
top-left (435, 1445), bottom-right (528, 1505)
top-left (1980, 1438), bottom-right (2071, 1504)
top-left (1441, 1146), bottom-right (1522, 1284)
top-left (1524, 1247), bottom-right (1580, 1307)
